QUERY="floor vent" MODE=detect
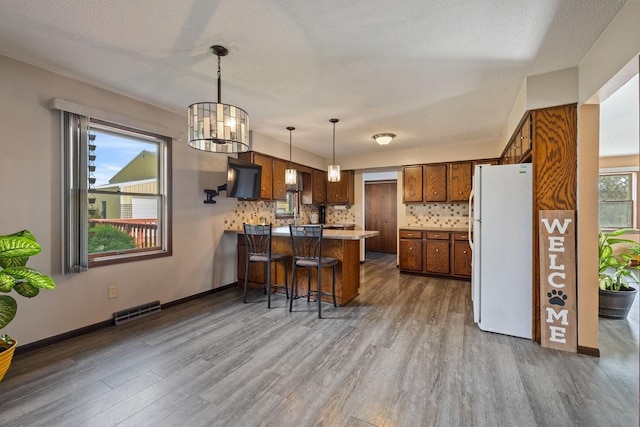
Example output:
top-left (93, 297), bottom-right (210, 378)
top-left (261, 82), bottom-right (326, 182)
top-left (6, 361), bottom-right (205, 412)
top-left (113, 301), bottom-right (161, 325)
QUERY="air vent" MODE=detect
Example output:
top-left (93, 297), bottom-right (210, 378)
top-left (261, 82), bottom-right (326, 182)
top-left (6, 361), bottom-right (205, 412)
top-left (113, 301), bottom-right (161, 325)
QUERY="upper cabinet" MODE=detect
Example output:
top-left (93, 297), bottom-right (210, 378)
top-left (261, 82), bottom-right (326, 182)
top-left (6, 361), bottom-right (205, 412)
top-left (272, 158), bottom-right (288, 200)
top-left (402, 159), bottom-right (497, 204)
top-left (327, 170), bottom-right (355, 204)
top-left (500, 113), bottom-right (532, 165)
top-left (424, 164), bottom-right (448, 202)
top-left (239, 152), bottom-right (274, 200)
top-left (311, 169), bottom-right (327, 204)
top-left (449, 162), bottom-right (472, 202)
top-left (402, 165), bottom-right (423, 202)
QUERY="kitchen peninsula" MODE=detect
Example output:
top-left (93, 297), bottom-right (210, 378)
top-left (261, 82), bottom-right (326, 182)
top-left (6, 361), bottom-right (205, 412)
top-left (226, 226), bottom-right (379, 305)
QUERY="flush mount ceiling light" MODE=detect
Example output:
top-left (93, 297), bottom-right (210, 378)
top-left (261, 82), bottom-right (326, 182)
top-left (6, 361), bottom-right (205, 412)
top-left (187, 45), bottom-right (250, 153)
top-left (373, 133), bottom-right (395, 146)
top-left (285, 126), bottom-right (297, 188)
top-left (327, 118), bottom-right (341, 183)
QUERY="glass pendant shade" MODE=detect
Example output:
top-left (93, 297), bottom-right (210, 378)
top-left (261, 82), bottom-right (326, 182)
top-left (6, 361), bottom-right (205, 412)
top-left (327, 164), bottom-right (341, 182)
top-left (328, 118), bottom-right (341, 182)
top-left (285, 168), bottom-right (297, 185)
top-left (188, 102), bottom-right (249, 153)
top-left (285, 126), bottom-right (297, 187)
top-left (187, 45), bottom-right (250, 154)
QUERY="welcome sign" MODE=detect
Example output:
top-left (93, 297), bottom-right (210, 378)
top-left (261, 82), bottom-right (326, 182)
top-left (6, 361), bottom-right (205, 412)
top-left (539, 210), bottom-right (577, 352)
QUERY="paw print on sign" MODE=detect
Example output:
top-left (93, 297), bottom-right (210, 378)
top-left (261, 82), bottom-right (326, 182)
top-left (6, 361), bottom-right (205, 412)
top-left (547, 289), bottom-right (568, 306)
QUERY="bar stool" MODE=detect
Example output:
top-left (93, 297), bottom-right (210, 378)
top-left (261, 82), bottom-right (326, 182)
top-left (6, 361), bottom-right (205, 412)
top-left (289, 224), bottom-right (339, 318)
top-left (243, 223), bottom-right (290, 308)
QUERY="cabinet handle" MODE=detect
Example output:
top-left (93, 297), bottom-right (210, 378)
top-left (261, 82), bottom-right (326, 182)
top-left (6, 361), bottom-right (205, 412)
top-left (435, 249), bottom-right (439, 253)
top-left (459, 190), bottom-right (463, 194)
top-left (434, 191), bottom-right (438, 195)
top-left (463, 250), bottom-right (467, 254)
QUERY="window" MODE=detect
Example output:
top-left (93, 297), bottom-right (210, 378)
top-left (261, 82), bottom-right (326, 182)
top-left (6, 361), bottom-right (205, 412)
top-left (63, 112), bottom-right (171, 272)
top-left (598, 172), bottom-right (636, 229)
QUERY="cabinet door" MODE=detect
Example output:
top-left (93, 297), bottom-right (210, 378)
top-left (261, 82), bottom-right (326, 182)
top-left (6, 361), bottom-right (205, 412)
top-left (449, 162), bottom-right (472, 202)
top-left (453, 237), bottom-right (472, 277)
top-left (425, 238), bottom-right (450, 274)
top-left (424, 164), bottom-right (447, 202)
top-left (327, 170), bottom-right (354, 204)
top-left (240, 152), bottom-right (274, 200)
top-left (312, 169), bottom-right (327, 204)
top-left (403, 166), bottom-right (423, 202)
top-left (399, 238), bottom-right (423, 271)
top-left (272, 158), bottom-right (288, 200)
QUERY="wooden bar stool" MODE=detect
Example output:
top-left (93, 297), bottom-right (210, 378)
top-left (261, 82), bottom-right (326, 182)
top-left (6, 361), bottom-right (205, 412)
top-left (243, 223), bottom-right (290, 308)
top-left (289, 225), bottom-right (339, 318)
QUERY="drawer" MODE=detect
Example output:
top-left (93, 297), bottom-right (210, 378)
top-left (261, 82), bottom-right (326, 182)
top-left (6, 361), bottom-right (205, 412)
top-left (399, 230), bottom-right (422, 239)
top-left (453, 232), bottom-right (469, 240)
top-left (425, 232), bottom-right (450, 240)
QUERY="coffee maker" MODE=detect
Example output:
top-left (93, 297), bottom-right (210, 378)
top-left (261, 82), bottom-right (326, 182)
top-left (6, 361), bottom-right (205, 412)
top-left (318, 204), bottom-right (326, 224)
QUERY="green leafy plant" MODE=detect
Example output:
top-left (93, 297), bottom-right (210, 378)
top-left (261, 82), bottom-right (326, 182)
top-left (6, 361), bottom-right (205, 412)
top-left (598, 228), bottom-right (640, 291)
top-left (88, 224), bottom-right (136, 253)
top-left (0, 230), bottom-right (56, 343)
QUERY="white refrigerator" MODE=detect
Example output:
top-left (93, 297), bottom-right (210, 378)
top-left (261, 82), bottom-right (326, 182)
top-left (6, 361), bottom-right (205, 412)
top-left (469, 163), bottom-right (532, 339)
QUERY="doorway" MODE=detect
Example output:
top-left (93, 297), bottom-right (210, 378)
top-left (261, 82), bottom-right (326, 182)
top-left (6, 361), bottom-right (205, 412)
top-left (365, 180), bottom-right (397, 253)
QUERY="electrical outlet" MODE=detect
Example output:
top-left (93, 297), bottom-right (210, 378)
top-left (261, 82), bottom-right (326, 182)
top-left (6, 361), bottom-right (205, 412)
top-left (108, 285), bottom-right (117, 299)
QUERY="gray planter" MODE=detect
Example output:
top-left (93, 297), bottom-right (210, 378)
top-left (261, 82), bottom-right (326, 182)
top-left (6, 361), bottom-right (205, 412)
top-left (599, 286), bottom-right (638, 319)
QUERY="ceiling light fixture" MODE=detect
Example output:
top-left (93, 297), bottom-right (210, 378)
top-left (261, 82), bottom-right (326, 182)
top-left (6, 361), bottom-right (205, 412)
top-left (285, 126), bottom-right (297, 188)
top-left (373, 133), bottom-right (395, 146)
top-left (327, 118), bottom-right (341, 183)
top-left (187, 45), bottom-right (250, 153)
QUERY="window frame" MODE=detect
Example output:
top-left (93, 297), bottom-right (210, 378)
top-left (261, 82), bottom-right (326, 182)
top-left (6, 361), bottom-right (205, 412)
top-left (598, 169), bottom-right (637, 231)
top-left (62, 112), bottom-right (172, 272)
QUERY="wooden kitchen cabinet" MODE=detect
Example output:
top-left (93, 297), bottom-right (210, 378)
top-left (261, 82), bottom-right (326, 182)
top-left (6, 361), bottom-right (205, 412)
top-left (326, 170), bottom-right (355, 204)
top-left (424, 164), bottom-right (447, 202)
top-left (425, 232), bottom-right (450, 274)
top-left (399, 230), bottom-right (423, 272)
top-left (399, 229), bottom-right (470, 279)
top-left (452, 232), bottom-right (472, 277)
top-left (403, 165), bottom-right (423, 202)
top-left (239, 151), bottom-right (274, 200)
top-left (449, 162), bottom-right (472, 202)
top-left (272, 158), bottom-right (288, 200)
top-left (311, 169), bottom-right (327, 204)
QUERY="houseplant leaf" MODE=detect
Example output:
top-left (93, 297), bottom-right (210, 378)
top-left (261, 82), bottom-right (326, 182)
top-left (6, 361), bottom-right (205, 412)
top-left (0, 272), bottom-right (14, 292)
top-left (0, 295), bottom-right (17, 330)
top-left (0, 230), bottom-right (41, 268)
top-left (2, 267), bottom-right (55, 290)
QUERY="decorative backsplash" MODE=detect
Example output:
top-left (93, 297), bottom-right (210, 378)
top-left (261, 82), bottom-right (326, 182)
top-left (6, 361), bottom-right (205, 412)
top-left (224, 201), bottom-right (356, 230)
top-left (405, 203), bottom-right (469, 227)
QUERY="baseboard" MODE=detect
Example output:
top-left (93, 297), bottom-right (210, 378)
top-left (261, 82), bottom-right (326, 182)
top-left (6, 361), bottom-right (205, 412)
top-left (15, 283), bottom-right (238, 355)
top-left (577, 345), bottom-right (600, 357)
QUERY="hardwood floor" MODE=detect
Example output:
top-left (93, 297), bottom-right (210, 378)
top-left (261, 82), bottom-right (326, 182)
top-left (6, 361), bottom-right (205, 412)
top-left (1, 253), bottom-right (638, 426)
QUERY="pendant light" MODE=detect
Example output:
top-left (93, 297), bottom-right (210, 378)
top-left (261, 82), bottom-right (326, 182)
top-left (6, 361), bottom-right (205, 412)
top-left (285, 126), bottom-right (297, 188)
top-left (327, 118), bottom-right (341, 182)
top-left (187, 45), bottom-right (250, 153)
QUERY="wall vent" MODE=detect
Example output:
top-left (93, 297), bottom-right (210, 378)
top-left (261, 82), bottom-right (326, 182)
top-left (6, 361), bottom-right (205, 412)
top-left (113, 301), bottom-right (161, 325)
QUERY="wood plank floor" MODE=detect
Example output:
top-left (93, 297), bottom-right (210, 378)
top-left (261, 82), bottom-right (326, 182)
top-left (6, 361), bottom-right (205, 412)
top-left (0, 253), bottom-right (638, 426)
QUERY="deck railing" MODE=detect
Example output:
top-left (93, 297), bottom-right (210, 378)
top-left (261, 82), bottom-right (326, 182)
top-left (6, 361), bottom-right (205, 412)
top-left (90, 218), bottom-right (158, 248)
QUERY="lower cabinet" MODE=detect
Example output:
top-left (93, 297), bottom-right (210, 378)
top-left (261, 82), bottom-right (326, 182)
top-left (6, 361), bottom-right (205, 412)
top-left (452, 233), bottom-right (472, 277)
top-left (425, 232), bottom-right (450, 274)
top-left (399, 229), bottom-right (471, 279)
top-left (399, 231), bottom-right (423, 272)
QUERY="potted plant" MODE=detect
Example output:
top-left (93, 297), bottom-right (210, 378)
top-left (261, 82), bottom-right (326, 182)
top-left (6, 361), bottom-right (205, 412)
top-left (0, 230), bottom-right (55, 381)
top-left (598, 228), bottom-right (639, 319)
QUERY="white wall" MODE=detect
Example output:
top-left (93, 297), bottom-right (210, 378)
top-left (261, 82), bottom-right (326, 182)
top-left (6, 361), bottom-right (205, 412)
top-left (0, 55), bottom-right (240, 344)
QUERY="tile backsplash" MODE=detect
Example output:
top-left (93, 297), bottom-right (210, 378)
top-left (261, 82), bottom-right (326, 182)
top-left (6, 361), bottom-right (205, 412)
top-left (224, 201), bottom-right (356, 230)
top-left (405, 203), bottom-right (469, 227)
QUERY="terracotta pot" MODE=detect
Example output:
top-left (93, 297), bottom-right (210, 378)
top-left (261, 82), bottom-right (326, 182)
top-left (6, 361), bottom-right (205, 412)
top-left (0, 338), bottom-right (17, 382)
top-left (599, 287), bottom-right (638, 319)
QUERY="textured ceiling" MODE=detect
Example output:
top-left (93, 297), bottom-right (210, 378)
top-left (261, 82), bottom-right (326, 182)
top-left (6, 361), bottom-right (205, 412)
top-left (0, 0), bottom-right (628, 159)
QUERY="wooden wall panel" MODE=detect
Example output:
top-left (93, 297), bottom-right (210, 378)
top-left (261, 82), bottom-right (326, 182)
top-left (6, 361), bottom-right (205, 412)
top-left (531, 104), bottom-right (578, 342)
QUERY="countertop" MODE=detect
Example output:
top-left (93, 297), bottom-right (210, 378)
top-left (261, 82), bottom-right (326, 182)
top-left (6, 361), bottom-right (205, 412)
top-left (225, 226), bottom-right (379, 241)
top-left (400, 225), bottom-right (470, 233)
